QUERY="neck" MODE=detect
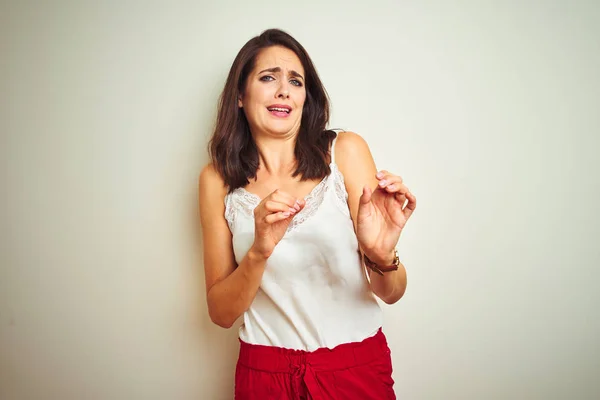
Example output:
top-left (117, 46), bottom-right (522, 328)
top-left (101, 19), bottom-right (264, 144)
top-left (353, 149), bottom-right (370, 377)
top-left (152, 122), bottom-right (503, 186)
top-left (253, 133), bottom-right (297, 178)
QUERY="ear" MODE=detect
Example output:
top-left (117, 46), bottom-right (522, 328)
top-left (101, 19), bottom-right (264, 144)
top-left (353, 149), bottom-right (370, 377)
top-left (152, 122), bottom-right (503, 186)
top-left (237, 95), bottom-right (243, 108)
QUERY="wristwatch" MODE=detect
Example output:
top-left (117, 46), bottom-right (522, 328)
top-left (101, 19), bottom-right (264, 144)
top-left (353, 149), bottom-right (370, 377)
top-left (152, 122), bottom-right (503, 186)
top-left (363, 250), bottom-right (400, 275)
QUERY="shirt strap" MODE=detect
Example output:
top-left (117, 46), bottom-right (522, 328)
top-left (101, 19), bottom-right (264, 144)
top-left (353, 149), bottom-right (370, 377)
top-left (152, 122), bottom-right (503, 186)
top-left (330, 135), bottom-right (338, 164)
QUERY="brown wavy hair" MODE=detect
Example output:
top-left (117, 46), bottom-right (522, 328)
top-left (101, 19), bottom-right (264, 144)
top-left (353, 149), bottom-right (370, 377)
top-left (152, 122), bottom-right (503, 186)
top-left (208, 28), bottom-right (336, 192)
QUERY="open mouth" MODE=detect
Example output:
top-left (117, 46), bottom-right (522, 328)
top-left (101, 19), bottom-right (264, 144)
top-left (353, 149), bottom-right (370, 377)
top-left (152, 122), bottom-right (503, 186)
top-left (267, 105), bottom-right (292, 117)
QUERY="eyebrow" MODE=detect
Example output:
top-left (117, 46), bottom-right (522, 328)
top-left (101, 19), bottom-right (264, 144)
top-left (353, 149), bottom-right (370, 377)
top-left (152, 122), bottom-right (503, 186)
top-left (258, 67), bottom-right (304, 80)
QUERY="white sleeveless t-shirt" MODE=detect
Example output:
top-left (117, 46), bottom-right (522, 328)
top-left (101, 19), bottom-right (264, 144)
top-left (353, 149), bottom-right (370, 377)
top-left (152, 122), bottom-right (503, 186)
top-left (224, 137), bottom-right (382, 351)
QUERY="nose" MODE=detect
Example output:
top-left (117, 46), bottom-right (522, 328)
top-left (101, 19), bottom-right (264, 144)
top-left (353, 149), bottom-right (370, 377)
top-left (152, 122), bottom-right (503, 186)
top-left (276, 81), bottom-right (290, 99)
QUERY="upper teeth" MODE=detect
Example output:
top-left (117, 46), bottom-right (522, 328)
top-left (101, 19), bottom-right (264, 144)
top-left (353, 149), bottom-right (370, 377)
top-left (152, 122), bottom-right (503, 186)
top-left (269, 107), bottom-right (289, 113)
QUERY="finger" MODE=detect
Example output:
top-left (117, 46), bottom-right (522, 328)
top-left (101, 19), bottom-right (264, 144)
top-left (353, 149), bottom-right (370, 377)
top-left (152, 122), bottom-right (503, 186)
top-left (263, 200), bottom-right (299, 215)
top-left (403, 191), bottom-right (417, 219)
top-left (269, 189), bottom-right (304, 210)
top-left (254, 198), bottom-right (296, 220)
top-left (376, 171), bottom-right (401, 181)
top-left (360, 185), bottom-right (372, 204)
top-left (394, 191), bottom-right (407, 200)
top-left (377, 174), bottom-right (403, 189)
top-left (264, 211), bottom-right (293, 224)
top-left (375, 170), bottom-right (390, 179)
top-left (394, 192), bottom-right (408, 208)
top-left (381, 182), bottom-right (409, 194)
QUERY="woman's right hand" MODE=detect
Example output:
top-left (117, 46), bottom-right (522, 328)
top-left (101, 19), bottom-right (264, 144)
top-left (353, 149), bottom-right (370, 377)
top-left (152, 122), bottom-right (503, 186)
top-left (251, 189), bottom-right (305, 259)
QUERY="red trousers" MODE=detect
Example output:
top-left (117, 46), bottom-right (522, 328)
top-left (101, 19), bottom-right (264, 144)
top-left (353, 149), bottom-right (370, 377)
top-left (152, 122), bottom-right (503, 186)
top-left (235, 328), bottom-right (396, 399)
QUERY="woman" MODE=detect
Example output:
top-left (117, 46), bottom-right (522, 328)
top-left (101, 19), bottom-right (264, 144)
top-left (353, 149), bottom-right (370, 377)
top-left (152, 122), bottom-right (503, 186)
top-left (198, 28), bottom-right (416, 399)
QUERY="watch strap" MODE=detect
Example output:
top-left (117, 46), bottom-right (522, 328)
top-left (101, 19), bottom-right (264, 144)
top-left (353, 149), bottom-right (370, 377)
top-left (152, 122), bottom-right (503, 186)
top-left (363, 250), bottom-right (399, 275)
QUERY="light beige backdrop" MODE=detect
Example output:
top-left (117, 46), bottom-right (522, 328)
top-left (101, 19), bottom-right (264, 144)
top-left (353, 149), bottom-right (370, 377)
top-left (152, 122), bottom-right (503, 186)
top-left (1, 1), bottom-right (599, 399)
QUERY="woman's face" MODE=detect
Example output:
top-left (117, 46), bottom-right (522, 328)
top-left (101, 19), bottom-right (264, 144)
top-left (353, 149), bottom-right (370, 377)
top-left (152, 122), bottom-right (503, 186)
top-left (238, 45), bottom-right (306, 138)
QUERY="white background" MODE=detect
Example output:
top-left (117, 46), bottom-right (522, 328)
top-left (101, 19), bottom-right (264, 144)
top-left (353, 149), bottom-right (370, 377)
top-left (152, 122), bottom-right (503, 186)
top-left (1, 1), bottom-right (599, 399)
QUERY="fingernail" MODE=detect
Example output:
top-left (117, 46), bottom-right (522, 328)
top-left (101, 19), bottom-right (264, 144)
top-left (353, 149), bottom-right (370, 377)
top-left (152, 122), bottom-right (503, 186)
top-left (376, 172), bottom-right (384, 179)
top-left (283, 212), bottom-right (290, 217)
top-left (294, 202), bottom-right (300, 211)
top-left (379, 180), bottom-right (387, 186)
top-left (289, 207), bottom-right (297, 213)
top-left (388, 184), bottom-right (395, 190)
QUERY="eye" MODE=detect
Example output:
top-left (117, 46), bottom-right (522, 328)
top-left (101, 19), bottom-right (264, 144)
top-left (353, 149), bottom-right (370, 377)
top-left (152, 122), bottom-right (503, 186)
top-left (290, 79), bottom-right (303, 87)
top-left (259, 75), bottom-right (274, 82)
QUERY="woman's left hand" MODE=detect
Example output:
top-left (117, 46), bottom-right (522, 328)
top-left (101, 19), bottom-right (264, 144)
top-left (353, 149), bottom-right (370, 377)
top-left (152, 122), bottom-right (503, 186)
top-left (356, 170), bottom-right (417, 264)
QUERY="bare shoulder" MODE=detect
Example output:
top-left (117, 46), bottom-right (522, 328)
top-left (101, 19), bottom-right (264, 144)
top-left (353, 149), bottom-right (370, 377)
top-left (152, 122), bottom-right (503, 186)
top-left (198, 163), bottom-right (228, 218)
top-left (199, 163), bottom-right (227, 193)
top-left (199, 163), bottom-right (224, 188)
top-left (332, 131), bottom-right (378, 226)
top-left (334, 130), bottom-right (370, 154)
top-left (334, 131), bottom-right (376, 177)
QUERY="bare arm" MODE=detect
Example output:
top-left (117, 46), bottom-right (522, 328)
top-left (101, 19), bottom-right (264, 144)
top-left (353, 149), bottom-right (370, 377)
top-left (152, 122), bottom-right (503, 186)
top-left (335, 131), bottom-right (408, 304)
top-left (198, 164), bottom-right (267, 328)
